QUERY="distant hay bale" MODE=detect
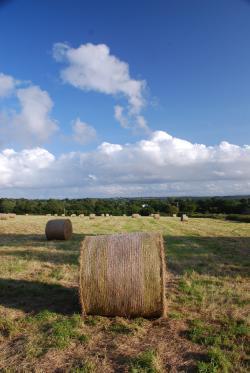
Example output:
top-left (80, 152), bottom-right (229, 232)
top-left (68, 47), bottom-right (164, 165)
top-left (105, 213), bottom-right (109, 217)
top-left (61, 214), bottom-right (65, 217)
top-left (0, 214), bottom-right (9, 220)
top-left (79, 214), bottom-right (84, 217)
top-left (54, 214), bottom-right (58, 217)
top-left (46, 214), bottom-right (51, 216)
top-left (89, 214), bottom-right (96, 219)
top-left (132, 213), bottom-right (140, 218)
top-left (173, 214), bottom-right (177, 217)
top-left (123, 214), bottom-right (126, 217)
top-left (154, 214), bottom-right (160, 220)
top-left (25, 214), bottom-right (29, 216)
top-left (101, 214), bottom-right (105, 217)
top-left (71, 214), bottom-right (76, 217)
top-left (45, 219), bottom-right (73, 240)
top-left (181, 214), bottom-right (188, 222)
top-left (8, 213), bottom-right (16, 219)
top-left (79, 232), bottom-right (166, 318)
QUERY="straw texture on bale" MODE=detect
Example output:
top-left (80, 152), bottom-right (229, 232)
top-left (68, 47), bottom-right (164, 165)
top-left (45, 219), bottom-right (73, 240)
top-left (132, 213), bottom-right (140, 218)
top-left (0, 214), bottom-right (9, 220)
top-left (79, 232), bottom-right (166, 318)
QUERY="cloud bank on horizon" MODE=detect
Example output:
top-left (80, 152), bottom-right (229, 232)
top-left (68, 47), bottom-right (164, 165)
top-left (0, 130), bottom-right (249, 198)
top-left (0, 43), bottom-right (250, 197)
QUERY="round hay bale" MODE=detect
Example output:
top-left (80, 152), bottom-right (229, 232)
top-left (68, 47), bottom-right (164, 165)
top-left (79, 232), bottom-right (166, 318)
top-left (105, 213), bottom-right (109, 217)
top-left (79, 214), bottom-right (84, 217)
top-left (0, 214), bottom-right (9, 220)
top-left (61, 214), bottom-right (65, 217)
top-left (45, 219), bottom-right (73, 240)
top-left (46, 214), bottom-right (51, 216)
top-left (8, 213), bottom-right (16, 219)
top-left (154, 214), bottom-right (160, 220)
top-left (101, 213), bottom-right (105, 217)
top-left (173, 214), bottom-right (177, 217)
top-left (181, 214), bottom-right (188, 222)
top-left (54, 214), bottom-right (58, 217)
top-left (132, 213), bottom-right (140, 218)
top-left (71, 214), bottom-right (76, 217)
top-left (89, 214), bottom-right (96, 219)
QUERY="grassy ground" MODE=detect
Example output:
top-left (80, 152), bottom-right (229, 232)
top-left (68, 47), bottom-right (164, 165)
top-left (0, 216), bottom-right (249, 372)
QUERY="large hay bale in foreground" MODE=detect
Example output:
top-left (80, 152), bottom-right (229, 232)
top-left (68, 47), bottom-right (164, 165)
top-left (79, 232), bottom-right (166, 318)
top-left (45, 219), bottom-right (73, 240)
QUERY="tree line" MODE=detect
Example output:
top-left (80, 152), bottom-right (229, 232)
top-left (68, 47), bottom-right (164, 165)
top-left (0, 197), bottom-right (249, 216)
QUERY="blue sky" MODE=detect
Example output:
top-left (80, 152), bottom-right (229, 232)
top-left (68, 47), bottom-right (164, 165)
top-left (0, 0), bottom-right (250, 197)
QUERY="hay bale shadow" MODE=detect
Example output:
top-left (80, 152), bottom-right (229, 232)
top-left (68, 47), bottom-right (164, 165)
top-left (0, 278), bottom-right (80, 315)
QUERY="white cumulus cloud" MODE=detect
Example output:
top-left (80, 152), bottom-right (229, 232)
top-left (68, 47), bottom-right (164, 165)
top-left (53, 42), bottom-right (148, 132)
top-left (0, 73), bottom-right (59, 146)
top-left (0, 130), bottom-right (249, 197)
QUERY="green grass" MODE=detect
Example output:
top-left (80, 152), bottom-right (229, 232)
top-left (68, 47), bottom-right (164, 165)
top-left (0, 215), bottom-right (249, 371)
top-left (129, 350), bottom-right (161, 372)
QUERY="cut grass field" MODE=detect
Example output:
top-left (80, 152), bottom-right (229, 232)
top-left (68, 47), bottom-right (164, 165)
top-left (0, 216), bottom-right (249, 372)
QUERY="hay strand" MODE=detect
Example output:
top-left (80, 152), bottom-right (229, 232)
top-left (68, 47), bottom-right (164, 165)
top-left (79, 232), bottom-right (166, 318)
top-left (45, 219), bottom-right (73, 240)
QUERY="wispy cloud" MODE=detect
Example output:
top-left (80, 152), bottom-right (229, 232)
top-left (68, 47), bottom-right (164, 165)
top-left (72, 117), bottom-right (97, 145)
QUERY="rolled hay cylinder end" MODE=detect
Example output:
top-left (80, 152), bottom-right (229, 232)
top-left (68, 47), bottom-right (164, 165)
top-left (45, 219), bottom-right (73, 241)
top-left (8, 213), bottom-right (16, 219)
top-left (181, 214), bottom-right (188, 222)
top-left (153, 214), bottom-right (160, 220)
top-left (79, 232), bottom-right (166, 318)
top-left (89, 214), bottom-right (96, 219)
top-left (132, 213), bottom-right (140, 218)
top-left (0, 214), bottom-right (9, 220)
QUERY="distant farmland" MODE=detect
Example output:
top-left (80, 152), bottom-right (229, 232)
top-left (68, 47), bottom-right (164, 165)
top-left (0, 216), bottom-right (249, 372)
